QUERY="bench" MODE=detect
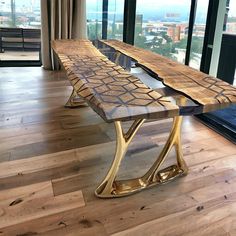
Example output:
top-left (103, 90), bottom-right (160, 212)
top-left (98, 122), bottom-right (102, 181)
top-left (52, 39), bottom-right (236, 198)
top-left (0, 28), bottom-right (41, 53)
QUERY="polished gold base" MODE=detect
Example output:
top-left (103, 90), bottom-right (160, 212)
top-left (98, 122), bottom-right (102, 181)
top-left (114, 51), bottom-right (121, 65)
top-left (95, 98), bottom-right (188, 198)
top-left (65, 89), bottom-right (87, 108)
top-left (96, 164), bottom-right (187, 198)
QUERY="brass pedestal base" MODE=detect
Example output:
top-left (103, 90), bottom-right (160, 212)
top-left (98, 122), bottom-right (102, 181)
top-left (95, 98), bottom-right (188, 198)
top-left (96, 165), bottom-right (187, 198)
top-left (65, 89), bottom-right (87, 108)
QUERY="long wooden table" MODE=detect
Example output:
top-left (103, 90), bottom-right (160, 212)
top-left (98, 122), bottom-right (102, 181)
top-left (52, 39), bottom-right (236, 198)
top-left (99, 40), bottom-right (236, 111)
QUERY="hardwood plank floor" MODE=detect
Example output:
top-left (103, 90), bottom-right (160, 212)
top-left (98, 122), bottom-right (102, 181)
top-left (0, 67), bottom-right (235, 235)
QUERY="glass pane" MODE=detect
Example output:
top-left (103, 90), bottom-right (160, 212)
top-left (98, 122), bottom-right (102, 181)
top-left (134, 0), bottom-right (191, 64)
top-left (87, 0), bottom-right (102, 40)
top-left (0, 0), bottom-right (41, 28)
top-left (226, 0), bottom-right (236, 85)
top-left (225, 0), bottom-right (236, 34)
top-left (189, 0), bottom-right (209, 69)
top-left (0, 0), bottom-right (41, 61)
top-left (107, 0), bottom-right (124, 40)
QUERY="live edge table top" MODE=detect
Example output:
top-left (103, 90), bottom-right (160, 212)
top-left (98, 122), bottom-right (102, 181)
top-left (100, 40), bottom-right (236, 112)
top-left (51, 39), bottom-right (236, 122)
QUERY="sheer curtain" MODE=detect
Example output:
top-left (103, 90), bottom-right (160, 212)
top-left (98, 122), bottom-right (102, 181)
top-left (40, 0), bottom-right (87, 70)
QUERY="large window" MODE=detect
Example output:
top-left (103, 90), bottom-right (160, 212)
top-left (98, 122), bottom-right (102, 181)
top-left (225, 0), bottom-right (236, 34)
top-left (0, 0), bottom-right (40, 28)
top-left (0, 0), bottom-right (41, 63)
top-left (226, 0), bottom-right (236, 34)
top-left (224, 0), bottom-right (236, 84)
top-left (189, 0), bottom-right (209, 69)
top-left (134, 0), bottom-right (191, 64)
top-left (87, 0), bottom-right (102, 40)
top-left (107, 0), bottom-right (124, 40)
top-left (87, 0), bottom-right (124, 41)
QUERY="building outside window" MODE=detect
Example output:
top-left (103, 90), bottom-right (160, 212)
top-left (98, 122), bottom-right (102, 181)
top-left (189, 0), bottom-right (209, 69)
top-left (0, 0), bottom-right (40, 28)
top-left (225, 0), bottom-right (236, 34)
top-left (134, 0), bottom-right (191, 64)
top-left (0, 0), bottom-right (41, 62)
top-left (107, 0), bottom-right (124, 40)
top-left (87, 0), bottom-right (124, 41)
top-left (87, 0), bottom-right (102, 40)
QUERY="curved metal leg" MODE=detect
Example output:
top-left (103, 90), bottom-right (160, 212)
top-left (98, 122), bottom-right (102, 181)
top-left (65, 89), bottom-right (87, 108)
top-left (95, 119), bottom-right (146, 198)
top-left (141, 96), bottom-right (187, 185)
top-left (141, 114), bottom-right (188, 186)
top-left (95, 98), bottom-right (188, 198)
top-left (114, 52), bottom-right (121, 65)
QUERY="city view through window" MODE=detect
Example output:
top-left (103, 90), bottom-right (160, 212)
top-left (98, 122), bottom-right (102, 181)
top-left (136, 0), bottom-right (235, 69)
top-left (87, 0), bottom-right (236, 71)
top-left (0, 0), bottom-right (235, 65)
top-left (134, 0), bottom-right (206, 69)
top-left (87, 0), bottom-right (103, 40)
top-left (226, 0), bottom-right (236, 34)
top-left (0, 0), bottom-right (41, 62)
top-left (87, 0), bottom-right (124, 41)
top-left (107, 0), bottom-right (124, 40)
top-left (189, 0), bottom-right (208, 69)
top-left (0, 0), bottom-right (40, 28)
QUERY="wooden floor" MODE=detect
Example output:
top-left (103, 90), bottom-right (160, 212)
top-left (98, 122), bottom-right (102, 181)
top-left (0, 51), bottom-right (39, 61)
top-left (0, 67), bottom-right (236, 236)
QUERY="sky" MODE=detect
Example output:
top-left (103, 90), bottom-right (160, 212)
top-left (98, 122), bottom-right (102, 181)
top-left (86, 0), bottom-right (236, 17)
top-left (0, 0), bottom-right (235, 19)
top-left (229, 0), bottom-right (236, 17)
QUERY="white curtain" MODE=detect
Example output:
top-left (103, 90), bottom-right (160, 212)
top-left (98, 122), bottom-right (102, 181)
top-left (40, 0), bottom-right (87, 70)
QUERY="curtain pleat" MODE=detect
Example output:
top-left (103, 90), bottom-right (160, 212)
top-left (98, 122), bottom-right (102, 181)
top-left (69, 0), bottom-right (73, 39)
top-left (40, 0), bottom-right (51, 70)
top-left (72, 0), bottom-right (87, 39)
top-left (61, 0), bottom-right (67, 39)
top-left (40, 0), bottom-right (87, 70)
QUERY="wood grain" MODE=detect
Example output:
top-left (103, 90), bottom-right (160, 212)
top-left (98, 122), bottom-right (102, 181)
top-left (100, 40), bottom-right (236, 112)
top-left (52, 40), bottom-right (180, 122)
top-left (0, 67), bottom-right (236, 235)
top-left (0, 187), bottom-right (84, 228)
top-left (51, 39), bottom-right (105, 57)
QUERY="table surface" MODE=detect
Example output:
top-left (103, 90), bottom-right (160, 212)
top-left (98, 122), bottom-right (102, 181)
top-left (100, 39), bottom-right (236, 113)
top-left (51, 39), bottom-right (236, 122)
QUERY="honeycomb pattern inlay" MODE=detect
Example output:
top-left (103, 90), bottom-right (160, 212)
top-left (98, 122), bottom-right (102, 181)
top-left (52, 40), bottom-right (179, 122)
top-left (101, 40), bottom-right (236, 111)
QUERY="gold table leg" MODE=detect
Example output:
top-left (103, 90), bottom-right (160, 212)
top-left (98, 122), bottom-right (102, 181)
top-left (114, 52), bottom-right (121, 65)
top-left (95, 119), bottom-right (145, 198)
top-left (95, 98), bottom-right (188, 198)
top-left (65, 89), bottom-right (87, 108)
